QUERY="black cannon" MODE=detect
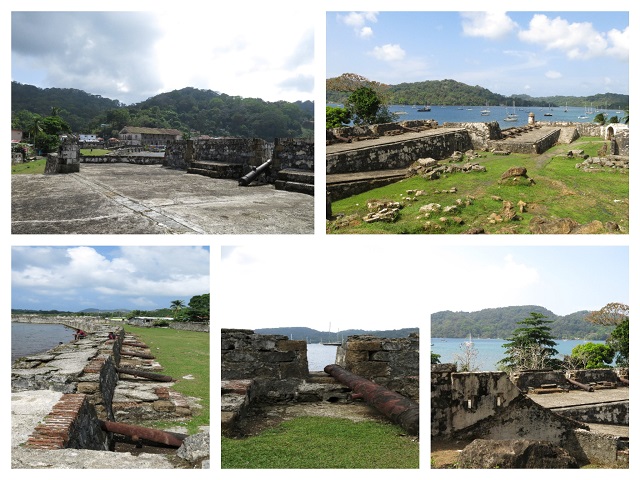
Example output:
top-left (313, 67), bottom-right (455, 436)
top-left (324, 364), bottom-right (419, 435)
top-left (238, 158), bottom-right (272, 186)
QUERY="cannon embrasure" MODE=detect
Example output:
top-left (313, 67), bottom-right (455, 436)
top-left (324, 364), bottom-right (419, 435)
top-left (116, 366), bottom-right (174, 382)
top-left (99, 420), bottom-right (186, 447)
top-left (238, 158), bottom-right (272, 186)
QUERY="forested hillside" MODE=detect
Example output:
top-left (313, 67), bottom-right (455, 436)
top-left (431, 305), bottom-right (613, 340)
top-left (326, 76), bottom-right (629, 110)
top-left (12, 82), bottom-right (313, 141)
top-left (255, 327), bottom-right (418, 344)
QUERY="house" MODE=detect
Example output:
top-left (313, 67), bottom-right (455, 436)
top-left (11, 129), bottom-right (23, 143)
top-left (79, 134), bottom-right (98, 143)
top-left (118, 126), bottom-right (183, 146)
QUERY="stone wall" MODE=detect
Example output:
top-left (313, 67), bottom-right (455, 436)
top-left (431, 364), bottom-right (583, 445)
top-left (272, 138), bottom-right (314, 171)
top-left (45, 137), bottom-right (81, 174)
top-left (169, 321), bottom-right (210, 332)
top-left (326, 128), bottom-right (471, 175)
top-left (327, 119), bottom-right (439, 143)
top-left (335, 333), bottom-right (419, 400)
top-left (80, 155), bottom-right (165, 165)
top-left (193, 138), bottom-right (273, 167)
top-left (163, 140), bottom-right (193, 169)
top-left (25, 393), bottom-right (109, 450)
top-left (221, 329), bottom-right (309, 380)
top-left (441, 121), bottom-right (503, 149)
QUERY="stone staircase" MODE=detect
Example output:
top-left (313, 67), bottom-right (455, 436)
top-left (275, 168), bottom-right (314, 195)
top-left (187, 160), bottom-right (243, 179)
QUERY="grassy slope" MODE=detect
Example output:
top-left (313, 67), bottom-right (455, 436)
top-left (124, 325), bottom-right (209, 433)
top-left (11, 158), bottom-right (46, 174)
top-left (222, 417), bottom-right (419, 468)
top-left (328, 137), bottom-right (628, 234)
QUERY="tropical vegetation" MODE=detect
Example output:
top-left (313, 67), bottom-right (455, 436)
top-left (12, 81), bottom-right (314, 143)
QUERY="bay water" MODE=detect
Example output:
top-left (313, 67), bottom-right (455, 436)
top-left (431, 337), bottom-right (604, 371)
top-left (307, 343), bottom-right (339, 371)
top-left (11, 322), bottom-right (77, 363)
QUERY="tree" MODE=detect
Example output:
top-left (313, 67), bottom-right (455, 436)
top-left (431, 352), bottom-right (441, 364)
top-left (498, 312), bottom-right (560, 372)
top-left (585, 302), bottom-right (628, 366)
top-left (594, 113), bottom-right (606, 125)
top-left (186, 293), bottom-right (210, 323)
top-left (453, 340), bottom-right (480, 372)
top-left (346, 87), bottom-right (398, 126)
top-left (567, 343), bottom-right (615, 369)
top-left (326, 106), bottom-right (351, 129)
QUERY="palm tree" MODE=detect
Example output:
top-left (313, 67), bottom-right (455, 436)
top-left (170, 299), bottom-right (185, 312)
top-left (28, 115), bottom-right (43, 142)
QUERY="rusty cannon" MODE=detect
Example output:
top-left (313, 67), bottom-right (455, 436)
top-left (116, 366), bottom-right (174, 382)
top-left (100, 420), bottom-right (186, 447)
top-left (324, 364), bottom-right (419, 435)
top-left (566, 377), bottom-right (594, 392)
top-left (120, 349), bottom-right (155, 359)
top-left (238, 158), bottom-right (272, 186)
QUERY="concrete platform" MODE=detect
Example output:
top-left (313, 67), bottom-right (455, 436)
top-left (12, 163), bottom-right (314, 234)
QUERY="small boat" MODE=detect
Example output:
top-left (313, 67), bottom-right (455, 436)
top-left (503, 101), bottom-right (518, 121)
top-left (480, 101), bottom-right (490, 116)
top-left (417, 104), bottom-right (431, 112)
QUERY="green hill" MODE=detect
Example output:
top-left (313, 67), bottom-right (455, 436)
top-left (431, 306), bottom-right (613, 340)
top-left (255, 327), bottom-right (418, 344)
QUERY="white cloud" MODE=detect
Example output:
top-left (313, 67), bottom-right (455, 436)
top-left (370, 44), bottom-right (406, 62)
top-left (545, 70), bottom-right (562, 79)
top-left (606, 27), bottom-right (629, 60)
top-left (518, 14), bottom-right (620, 61)
top-left (359, 27), bottom-right (374, 38)
top-left (461, 12), bottom-right (518, 39)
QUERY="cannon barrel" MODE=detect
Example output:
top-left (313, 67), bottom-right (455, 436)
top-left (99, 420), bottom-right (186, 447)
top-left (116, 367), bottom-right (174, 382)
top-left (122, 341), bottom-right (148, 348)
top-left (324, 364), bottom-right (419, 435)
top-left (239, 158), bottom-right (272, 186)
top-left (566, 377), bottom-right (594, 392)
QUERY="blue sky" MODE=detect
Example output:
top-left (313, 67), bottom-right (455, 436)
top-left (219, 244), bottom-right (629, 331)
top-left (10, 7), bottom-right (314, 104)
top-left (12, 246), bottom-right (210, 312)
top-left (326, 11), bottom-right (629, 97)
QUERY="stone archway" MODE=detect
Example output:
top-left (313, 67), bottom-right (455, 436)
top-left (606, 126), bottom-right (615, 140)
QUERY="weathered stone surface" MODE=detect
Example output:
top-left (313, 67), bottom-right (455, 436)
top-left (153, 400), bottom-right (176, 412)
top-left (458, 439), bottom-right (579, 469)
top-left (500, 166), bottom-right (528, 180)
top-left (176, 432), bottom-right (210, 463)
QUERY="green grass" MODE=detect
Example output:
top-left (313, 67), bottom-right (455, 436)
top-left (221, 416), bottom-right (419, 468)
top-left (80, 148), bottom-right (110, 156)
top-left (124, 325), bottom-right (209, 433)
top-left (327, 137), bottom-right (628, 234)
top-left (12, 158), bottom-right (46, 174)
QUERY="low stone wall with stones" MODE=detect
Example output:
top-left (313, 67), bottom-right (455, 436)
top-left (169, 321), bottom-right (210, 332)
top-left (327, 128), bottom-right (472, 175)
top-left (327, 119), bottom-right (439, 143)
top-left (335, 333), bottom-right (419, 400)
top-left (164, 140), bottom-right (193, 169)
top-left (12, 314), bottom-right (120, 334)
top-left (193, 138), bottom-right (273, 167)
top-left (441, 121), bottom-right (503, 149)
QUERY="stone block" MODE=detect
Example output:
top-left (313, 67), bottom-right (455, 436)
top-left (276, 339), bottom-right (306, 352)
top-left (347, 340), bottom-right (382, 351)
top-left (350, 361), bottom-right (390, 378)
top-left (153, 400), bottom-right (176, 412)
top-left (76, 382), bottom-right (99, 394)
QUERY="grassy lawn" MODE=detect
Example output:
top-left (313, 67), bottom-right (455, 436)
top-left (124, 325), bottom-right (209, 434)
top-left (80, 148), bottom-right (110, 156)
top-left (12, 158), bottom-right (47, 174)
top-left (327, 137), bottom-right (628, 234)
top-left (222, 416), bottom-right (419, 468)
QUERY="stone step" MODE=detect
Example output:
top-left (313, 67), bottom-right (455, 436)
top-left (277, 168), bottom-right (314, 184)
top-left (275, 180), bottom-right (314, 196)
top-left (188, 161), bottom-right (243, 179)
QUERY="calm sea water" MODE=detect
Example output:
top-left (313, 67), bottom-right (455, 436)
top-left (11, 323), bottom-right (76, 363)
top-left (331, 102), bottom-right (622, 130)
top-left (307, 343), bottom-right (339, 371)
top-left (431, 337), bottom-right (604, 371)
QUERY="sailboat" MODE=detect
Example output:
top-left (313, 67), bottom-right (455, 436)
top-left (417, 103), bottom-right (431, 112)
top-left (503, 100), bottom-right (518, 121)
top-left (464, 333), bottom-right (474, 347)
top-left (322, 322), bottom-right (341, 346)
top-left (543, 103), bottom-right (553, 116)
top-left (480, 101), bottom-right (490, 116)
